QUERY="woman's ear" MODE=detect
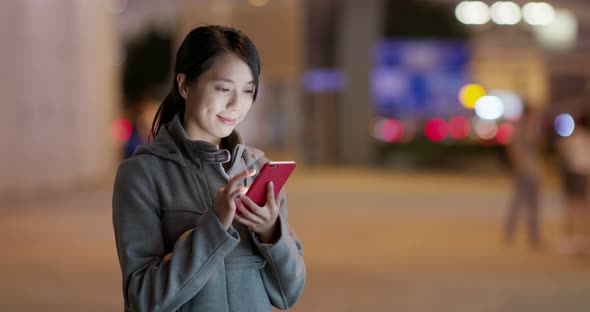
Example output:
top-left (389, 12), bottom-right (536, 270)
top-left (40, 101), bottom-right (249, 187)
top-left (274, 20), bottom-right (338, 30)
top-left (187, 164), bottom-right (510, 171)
top-left (177, 73), bottom-right (189, 99)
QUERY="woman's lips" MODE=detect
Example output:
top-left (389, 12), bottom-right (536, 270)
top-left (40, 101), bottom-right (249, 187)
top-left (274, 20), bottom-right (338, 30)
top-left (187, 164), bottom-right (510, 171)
top-left (217, 115), bottom-right (237, 126)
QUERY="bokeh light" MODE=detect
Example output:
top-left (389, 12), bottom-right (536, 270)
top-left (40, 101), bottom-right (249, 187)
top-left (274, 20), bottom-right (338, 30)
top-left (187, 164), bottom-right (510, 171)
top-left (455, 1), bottom-right (491, 25)
top-left (475, 95), bottom-right (504, 120)
top-left (425, 118), bottom-right (448, 142)
top-left (491, 2), bottom-right (522, 25)
top-left (371, 117), bottom-right (405, 143)
top-left (370, 117), bottom-right (386, 140)
top-left (111, 119), bottom-right (133, 142)
top-left (490, 90), bottom-right (523, 121)
top-left (303, 69), bottom-right (348, 92)
top-left (381, 119), bottom-right (404, 142)
top-left (448, 116), bottom-right (471, 140)
top-left (555, 113), bottom-right (575, 137)
top-left (459, 84), bottom-right (486, 109)
top-left (496, 123), bottom-right (515, 144)
top-left (533, 9), bottom-right (578, 51)
top-left (522, 2), bottom-right (556, 26)
top-left (474, 119), bottom-right (498, 140)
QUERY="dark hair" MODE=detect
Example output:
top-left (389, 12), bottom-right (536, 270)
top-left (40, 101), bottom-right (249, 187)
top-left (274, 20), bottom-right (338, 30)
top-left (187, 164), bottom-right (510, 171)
top-left (150, 25), bottom-right (261, 140)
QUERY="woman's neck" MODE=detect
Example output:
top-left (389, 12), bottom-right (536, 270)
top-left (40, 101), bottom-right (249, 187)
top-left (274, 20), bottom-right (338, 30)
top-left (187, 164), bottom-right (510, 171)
top-left (182, 117), bottom-right (221, 145)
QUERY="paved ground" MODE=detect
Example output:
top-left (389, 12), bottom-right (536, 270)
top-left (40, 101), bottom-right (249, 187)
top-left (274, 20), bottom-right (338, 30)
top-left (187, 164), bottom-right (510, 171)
top-left (1, 168), bottom-right (589, 311)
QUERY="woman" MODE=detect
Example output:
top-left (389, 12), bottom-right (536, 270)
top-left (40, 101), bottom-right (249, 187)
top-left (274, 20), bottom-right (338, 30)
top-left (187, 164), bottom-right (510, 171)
top-left (112, 25), bottom-right (305, 312)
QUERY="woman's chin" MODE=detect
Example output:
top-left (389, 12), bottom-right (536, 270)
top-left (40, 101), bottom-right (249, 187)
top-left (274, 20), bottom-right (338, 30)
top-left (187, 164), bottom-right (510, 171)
top-left (216, 128), bottom-right (235, 138)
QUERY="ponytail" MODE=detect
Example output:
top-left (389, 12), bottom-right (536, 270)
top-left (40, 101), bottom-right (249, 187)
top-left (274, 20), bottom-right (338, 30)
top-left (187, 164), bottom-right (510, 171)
top-left (149, 83), bottom-right (185, 141)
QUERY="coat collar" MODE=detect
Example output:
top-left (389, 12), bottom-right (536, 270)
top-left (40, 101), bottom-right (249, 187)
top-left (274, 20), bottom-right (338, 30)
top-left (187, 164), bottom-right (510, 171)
top-left (133, 114), bottom-right (264, 170)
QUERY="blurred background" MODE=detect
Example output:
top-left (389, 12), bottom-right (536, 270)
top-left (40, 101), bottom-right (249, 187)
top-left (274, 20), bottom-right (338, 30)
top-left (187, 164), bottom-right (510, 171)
top-left (1, 0), bottom-right (590, 311)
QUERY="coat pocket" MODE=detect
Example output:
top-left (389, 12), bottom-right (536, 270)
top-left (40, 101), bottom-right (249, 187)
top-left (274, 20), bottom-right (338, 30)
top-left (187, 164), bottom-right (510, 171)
top-left (225, 255), bottom-right (271, 311)
top-left (224, 255), bottom-right (267, 270)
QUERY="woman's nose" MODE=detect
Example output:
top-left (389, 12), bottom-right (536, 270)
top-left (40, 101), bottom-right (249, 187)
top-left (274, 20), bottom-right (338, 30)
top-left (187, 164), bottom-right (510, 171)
top-left (227, 91), bottom-right (239, 109)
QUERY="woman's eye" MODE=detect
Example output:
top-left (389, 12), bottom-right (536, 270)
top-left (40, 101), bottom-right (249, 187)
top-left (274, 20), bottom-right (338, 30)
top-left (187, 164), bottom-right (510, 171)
top-left (244, 89), bottom-right (255, 94)
top-left (215, 87), bottom-right (230, 92)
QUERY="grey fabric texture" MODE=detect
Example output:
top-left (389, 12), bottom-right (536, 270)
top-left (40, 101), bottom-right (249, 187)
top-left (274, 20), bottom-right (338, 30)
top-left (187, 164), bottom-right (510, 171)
top-left (112, 115), bottom-right (305, 312)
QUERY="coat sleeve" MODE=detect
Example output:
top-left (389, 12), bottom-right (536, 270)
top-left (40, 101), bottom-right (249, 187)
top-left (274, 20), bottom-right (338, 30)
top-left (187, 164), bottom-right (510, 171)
top-left (251, 187), bottom-right (306, 310)
top-left (112, 158), bottom-right (240, 312)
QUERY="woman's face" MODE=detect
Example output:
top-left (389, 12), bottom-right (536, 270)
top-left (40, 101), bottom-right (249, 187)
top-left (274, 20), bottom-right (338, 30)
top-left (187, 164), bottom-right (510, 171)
top-left (179, 52), bottom-right (256, 144)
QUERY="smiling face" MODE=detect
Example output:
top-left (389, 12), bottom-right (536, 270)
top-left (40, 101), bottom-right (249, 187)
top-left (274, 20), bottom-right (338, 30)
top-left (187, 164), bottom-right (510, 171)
top-left (178, 52), bottom-right (256, 144)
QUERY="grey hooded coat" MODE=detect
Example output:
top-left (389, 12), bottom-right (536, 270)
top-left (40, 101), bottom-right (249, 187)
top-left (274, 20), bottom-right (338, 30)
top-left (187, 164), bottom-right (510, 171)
top-left (112, 115), bottom-right (305, 312)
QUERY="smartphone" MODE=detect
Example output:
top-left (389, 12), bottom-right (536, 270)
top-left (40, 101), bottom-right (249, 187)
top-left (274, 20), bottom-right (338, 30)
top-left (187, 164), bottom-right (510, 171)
top-left (245, 161), bottom-right (296, 206)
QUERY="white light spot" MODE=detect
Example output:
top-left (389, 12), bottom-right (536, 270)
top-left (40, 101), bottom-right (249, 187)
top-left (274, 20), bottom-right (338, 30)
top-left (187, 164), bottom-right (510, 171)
top-left (523, 2), bottom-right (556, 26)
top-left (489, 90), bottom-right (523, 121)
top-left (475, 95), bottom-right (505, 120)
top-left (533, 9), bottom-right (578, 51)
top-left (491, 2), bottom-right (522, 25)
top-left (455, 1), bottom-right (491, 25)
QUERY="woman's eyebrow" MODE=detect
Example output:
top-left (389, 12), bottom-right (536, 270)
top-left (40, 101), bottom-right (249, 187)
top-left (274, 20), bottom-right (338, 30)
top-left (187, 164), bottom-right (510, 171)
top-left (213, 77), bottom-right (254, 84)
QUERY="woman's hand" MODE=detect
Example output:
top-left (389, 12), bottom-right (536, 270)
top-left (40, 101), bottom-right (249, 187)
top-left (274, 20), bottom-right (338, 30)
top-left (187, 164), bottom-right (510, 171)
top-left (235, 182), bottom-right (280, 244)
top-left (213, 169), bottom-right (256, 230)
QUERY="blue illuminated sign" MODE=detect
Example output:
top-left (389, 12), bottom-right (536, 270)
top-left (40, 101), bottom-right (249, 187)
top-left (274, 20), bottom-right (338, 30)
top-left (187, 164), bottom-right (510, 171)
top-left (371, 40), bottom-right (470, 118)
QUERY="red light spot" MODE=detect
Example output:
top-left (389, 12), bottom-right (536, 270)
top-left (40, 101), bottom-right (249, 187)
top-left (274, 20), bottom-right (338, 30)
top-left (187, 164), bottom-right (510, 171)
top-left (496, 123), bottom-right (515, 145)
top-left (380, 119), bottom-right (404, 142)
top-left (112, 119), bottom-right (132, 142)
top-left (425, 118), bottom-right (448, 142)
top-left (448, 116), bottom-right (470, 140)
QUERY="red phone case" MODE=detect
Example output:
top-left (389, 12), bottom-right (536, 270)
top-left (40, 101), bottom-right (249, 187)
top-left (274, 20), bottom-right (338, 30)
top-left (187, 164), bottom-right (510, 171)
top-left (245, 161), bottom-right (296, 206)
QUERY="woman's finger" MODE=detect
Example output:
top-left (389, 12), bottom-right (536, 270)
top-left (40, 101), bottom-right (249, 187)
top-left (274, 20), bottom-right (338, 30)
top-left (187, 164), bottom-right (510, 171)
top-left (266, 181), bottom-right (276, 207)
top-left (227, 189), bottom-right (243, 203)
top-left (232, 169), bottom-right (256, 185)
top-left (226, 169), bottom-right (256, 194)
top-left (234, 213), bottom-right (257, 229)
top-left (240, 193), bottom-right (263, 212)
top-left (236, 199), bottom-right (265, 224)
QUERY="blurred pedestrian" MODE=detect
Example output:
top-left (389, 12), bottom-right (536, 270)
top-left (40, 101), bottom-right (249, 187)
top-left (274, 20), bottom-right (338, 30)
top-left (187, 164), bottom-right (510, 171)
top-left (123, 95), bottom-right (159, 158)
top-left (112, 25), bottom-right (305, 311)
top-left (504, 104), bottom-right (544, 249)
top-left (557, 113), bottom-right (590, 255)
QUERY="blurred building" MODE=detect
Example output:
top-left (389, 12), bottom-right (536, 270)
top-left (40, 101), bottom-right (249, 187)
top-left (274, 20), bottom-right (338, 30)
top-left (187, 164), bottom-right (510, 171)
top-left (0, 1), bottom-right (119, 199)
top-left (2, 0), bottom-right (590, 198)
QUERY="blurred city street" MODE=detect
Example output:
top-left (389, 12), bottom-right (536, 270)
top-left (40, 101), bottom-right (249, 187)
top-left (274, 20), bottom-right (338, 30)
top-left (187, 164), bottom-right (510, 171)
top-left (1, 168), bottom-right (589, 311)
top-left (2, 0), bottom-right (590, 311)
